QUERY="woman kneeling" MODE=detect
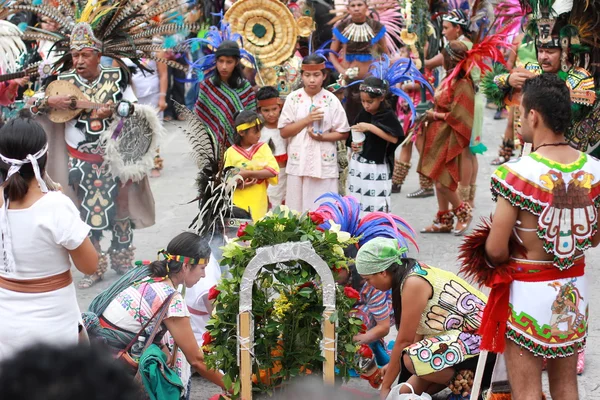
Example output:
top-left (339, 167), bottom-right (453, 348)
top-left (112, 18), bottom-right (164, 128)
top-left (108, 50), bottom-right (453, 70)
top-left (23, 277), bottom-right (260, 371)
top-left (83, 232), bottom-right (224, 399)
top-left (356, 238), bottom-right (494, 399)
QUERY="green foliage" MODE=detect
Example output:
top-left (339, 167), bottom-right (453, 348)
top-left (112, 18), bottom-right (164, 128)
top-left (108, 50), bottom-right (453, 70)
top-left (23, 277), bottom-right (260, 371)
top-left (202, 206), bottom-right (363, 398)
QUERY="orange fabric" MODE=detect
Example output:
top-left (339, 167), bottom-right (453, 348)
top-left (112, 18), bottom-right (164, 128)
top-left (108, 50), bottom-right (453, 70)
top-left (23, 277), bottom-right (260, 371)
top-left (418, 78), bottom-right (474, 191)
top-left (0, 270), bottom-right (73, 293)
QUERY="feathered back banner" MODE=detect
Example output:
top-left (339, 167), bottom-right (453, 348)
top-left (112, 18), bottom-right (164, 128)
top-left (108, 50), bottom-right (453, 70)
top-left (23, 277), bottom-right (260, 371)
top-left (314, 192), bottom-right (419, 251)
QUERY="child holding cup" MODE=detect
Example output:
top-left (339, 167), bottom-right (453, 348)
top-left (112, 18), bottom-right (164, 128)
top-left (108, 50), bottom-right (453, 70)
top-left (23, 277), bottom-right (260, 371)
top-left (347, 76), bottom-right (404, 212)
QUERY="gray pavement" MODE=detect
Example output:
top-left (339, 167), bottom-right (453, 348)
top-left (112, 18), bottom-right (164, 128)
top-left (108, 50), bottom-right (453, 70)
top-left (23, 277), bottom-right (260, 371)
top-left (74, 108), bottom-right (600, 399)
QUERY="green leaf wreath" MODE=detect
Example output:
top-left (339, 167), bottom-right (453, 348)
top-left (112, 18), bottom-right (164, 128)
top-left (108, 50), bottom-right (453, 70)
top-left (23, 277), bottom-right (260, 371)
top-left (202, 206), bottom-right (364, 397)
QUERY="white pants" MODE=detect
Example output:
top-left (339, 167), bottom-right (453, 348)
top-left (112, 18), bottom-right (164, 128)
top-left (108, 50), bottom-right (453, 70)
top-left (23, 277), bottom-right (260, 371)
top-left (285, 175), bottom-right (338, 213)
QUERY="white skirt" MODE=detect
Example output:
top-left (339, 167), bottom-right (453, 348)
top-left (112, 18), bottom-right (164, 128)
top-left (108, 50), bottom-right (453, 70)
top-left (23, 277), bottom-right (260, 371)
top-left (347, 153), bottom-right (392, 212)
top-left (0, 283), bottom-right (81, 361)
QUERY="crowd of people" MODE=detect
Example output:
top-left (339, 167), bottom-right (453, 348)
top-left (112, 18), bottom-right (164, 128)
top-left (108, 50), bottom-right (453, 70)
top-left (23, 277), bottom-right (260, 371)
top-left (0, 0), bottom-right (599, 399)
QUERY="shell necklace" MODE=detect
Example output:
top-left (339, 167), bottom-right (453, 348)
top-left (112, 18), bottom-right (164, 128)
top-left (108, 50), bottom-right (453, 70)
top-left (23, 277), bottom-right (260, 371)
top-left (342, 22), bottom-right (375, 43)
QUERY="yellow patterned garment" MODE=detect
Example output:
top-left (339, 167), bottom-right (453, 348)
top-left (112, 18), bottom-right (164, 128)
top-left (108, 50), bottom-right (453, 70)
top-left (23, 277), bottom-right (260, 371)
top-left (401, 264), bottom-right (488, 376)
top-left (224, 142), bottom-right (279, 221)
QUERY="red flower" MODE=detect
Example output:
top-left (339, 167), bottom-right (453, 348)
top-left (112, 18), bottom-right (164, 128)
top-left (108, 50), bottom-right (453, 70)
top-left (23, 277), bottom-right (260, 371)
top-left (360, 323), bottom-right (367, 334)
top-left (344, 286), bottom-right (360, 301)
top-left (298, 281), bottom-right (314, 289)
top-left (202, 331), bottom-right (213, 346)
top-left (208, 285), bottom-right (220, 301)
top-left (237, 222), bottom-right (249, 238)
top-left (308, 211), bottom-right (327, 225)
top-left (358, 344), bottom-right (373, 359)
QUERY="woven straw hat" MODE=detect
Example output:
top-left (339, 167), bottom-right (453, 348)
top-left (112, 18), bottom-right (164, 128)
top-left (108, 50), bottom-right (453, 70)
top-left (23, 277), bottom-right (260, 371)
top-left (225, 0), bottom-right (299, 68)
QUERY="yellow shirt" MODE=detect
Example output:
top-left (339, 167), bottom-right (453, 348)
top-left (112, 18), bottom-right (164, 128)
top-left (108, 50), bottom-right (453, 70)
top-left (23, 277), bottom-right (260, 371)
top-left (224, 142), bottom-right (279, 221)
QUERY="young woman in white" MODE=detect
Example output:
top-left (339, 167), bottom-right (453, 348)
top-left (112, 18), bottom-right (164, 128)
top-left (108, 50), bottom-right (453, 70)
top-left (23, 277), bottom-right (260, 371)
top-left (0, 113), bottom-right (98, 360)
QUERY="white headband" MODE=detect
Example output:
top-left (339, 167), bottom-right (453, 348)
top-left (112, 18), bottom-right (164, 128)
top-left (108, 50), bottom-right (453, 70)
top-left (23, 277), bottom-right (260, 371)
top-left (0, 143), bottom-right (49, 273)
top-left (0, 143), bottom-right (49, 193)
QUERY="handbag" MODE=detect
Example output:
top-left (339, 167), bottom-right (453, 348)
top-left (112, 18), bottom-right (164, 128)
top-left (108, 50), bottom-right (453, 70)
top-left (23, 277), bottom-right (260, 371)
top-left (385, 383), bottom-right (433, 400)
top-left (117, 291), bottom-right (178, 373)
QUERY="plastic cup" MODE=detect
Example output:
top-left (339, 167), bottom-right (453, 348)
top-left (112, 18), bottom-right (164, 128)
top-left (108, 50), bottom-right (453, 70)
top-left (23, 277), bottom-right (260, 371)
top-left (351, 130), bottom-right (365, 152)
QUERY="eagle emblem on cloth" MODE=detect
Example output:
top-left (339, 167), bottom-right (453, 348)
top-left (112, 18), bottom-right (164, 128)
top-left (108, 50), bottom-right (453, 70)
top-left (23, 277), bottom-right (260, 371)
top-left (538, 170), bottom-right (597, 264)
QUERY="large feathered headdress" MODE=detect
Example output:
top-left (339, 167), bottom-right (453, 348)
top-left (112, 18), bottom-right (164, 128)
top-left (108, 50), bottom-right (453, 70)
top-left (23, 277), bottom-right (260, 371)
top-left (355, 55), bottom-right (434, 127)
top-left (0, 20), bottom-right (26, 74)
top-left (10, 0), bottom-right (200, 76)
top-left (313, 193), bottom-right (418, 251)
top-left (183, 15), bottom-right (255, 79)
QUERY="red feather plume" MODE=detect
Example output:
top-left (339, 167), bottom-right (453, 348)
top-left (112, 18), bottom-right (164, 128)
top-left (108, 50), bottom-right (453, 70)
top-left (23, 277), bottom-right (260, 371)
top-left (444, 29), bottom-right (512, 88)
top-left (458, 216), bottom-right (527, 287)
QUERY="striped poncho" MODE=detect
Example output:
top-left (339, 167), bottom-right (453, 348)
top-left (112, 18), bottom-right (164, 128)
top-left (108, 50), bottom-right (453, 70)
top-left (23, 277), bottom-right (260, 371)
top-left (195, 77), bottom-right (257, 148)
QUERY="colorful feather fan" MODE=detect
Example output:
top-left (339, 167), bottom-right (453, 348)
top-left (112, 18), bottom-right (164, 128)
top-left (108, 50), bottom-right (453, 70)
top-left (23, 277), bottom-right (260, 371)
top-left (458, 217), bottom-right (527, 287)
top-left (493, 0), bottom-right (528, 41)
top-left (314, 192), bottom-right (419, 251)
top-left (8, 0), bottom-right (199, 76)
top-left (481, 63), bottom-right (510, 108)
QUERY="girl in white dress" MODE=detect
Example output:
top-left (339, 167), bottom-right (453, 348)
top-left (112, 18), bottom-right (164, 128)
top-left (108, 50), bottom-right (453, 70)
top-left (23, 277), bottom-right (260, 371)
top-left (0, 113), bottom-right (98, 360)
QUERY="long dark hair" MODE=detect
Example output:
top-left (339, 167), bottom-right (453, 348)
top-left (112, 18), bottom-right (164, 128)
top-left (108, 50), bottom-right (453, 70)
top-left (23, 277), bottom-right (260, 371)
top-left (149, 232), bottom-right (211, 278)
top-left (389, 258), bottom-right (418, 329)
top-left (0, 111), bottom-right (48, 202)
top-left (212, 40), bottom-right (246, 89)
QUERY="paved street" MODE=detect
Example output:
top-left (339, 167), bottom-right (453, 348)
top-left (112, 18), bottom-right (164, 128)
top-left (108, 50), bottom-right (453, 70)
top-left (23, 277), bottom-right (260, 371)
top-left (74, 108), bottom-right (600, 399)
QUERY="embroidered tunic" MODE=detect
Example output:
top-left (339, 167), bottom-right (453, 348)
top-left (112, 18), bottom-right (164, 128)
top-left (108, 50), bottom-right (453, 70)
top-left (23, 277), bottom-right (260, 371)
top-left (278, 88), bottom-right (350, 179)
top-left (490, 152), bottom-right (600, 357)
top-left (401, 263), bottom-right (488, 376)
top-left (491, 63), bottom-right (598, 155)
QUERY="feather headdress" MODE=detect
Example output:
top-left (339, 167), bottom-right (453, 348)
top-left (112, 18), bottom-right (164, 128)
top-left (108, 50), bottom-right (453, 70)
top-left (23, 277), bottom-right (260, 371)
top-left (314, 192), bottom-right (418, 251)
top-left (492, 0), bottom-right (528, 42)
top-left (354, 55), bottom-right (434, 127)
top-left (183, 15), bottom-right (255, 79)
top-left (0, 20), bottom-right (26, 74)
top-left (174, 102), bottom-right (249, 237)
top-left (9, 0), bottom-right (200, 76)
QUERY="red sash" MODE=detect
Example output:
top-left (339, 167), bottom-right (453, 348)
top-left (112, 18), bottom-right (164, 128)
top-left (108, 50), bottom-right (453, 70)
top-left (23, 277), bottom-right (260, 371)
top-left (479, 257), bottom-right (585, 353)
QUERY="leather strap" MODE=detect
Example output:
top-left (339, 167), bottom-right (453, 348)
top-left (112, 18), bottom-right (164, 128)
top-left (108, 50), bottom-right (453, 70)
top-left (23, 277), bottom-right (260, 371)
top-left (0, 270), bottom-right (72, 293)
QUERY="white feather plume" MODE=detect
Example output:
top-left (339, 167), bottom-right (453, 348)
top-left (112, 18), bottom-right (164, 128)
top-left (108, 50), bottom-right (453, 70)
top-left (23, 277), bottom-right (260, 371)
top-left (551, 0), bottom-right (573, 16)
top-left (0, 20), bottom-right (26, 74)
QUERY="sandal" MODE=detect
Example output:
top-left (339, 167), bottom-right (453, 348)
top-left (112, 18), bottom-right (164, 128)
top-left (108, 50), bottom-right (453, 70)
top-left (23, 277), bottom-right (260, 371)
top-left (453, 202), bottom-right (473, 236)
top-left (421, 210), bottom-right (454, 233)
top-left (163, 115), bottom-right (173, 122)
top-left (78, 252), bottom-right (108, 289)
top-left (407, 187), bottom-right (434, 198)
top-left (176, 113), bottom-right (186, 121)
